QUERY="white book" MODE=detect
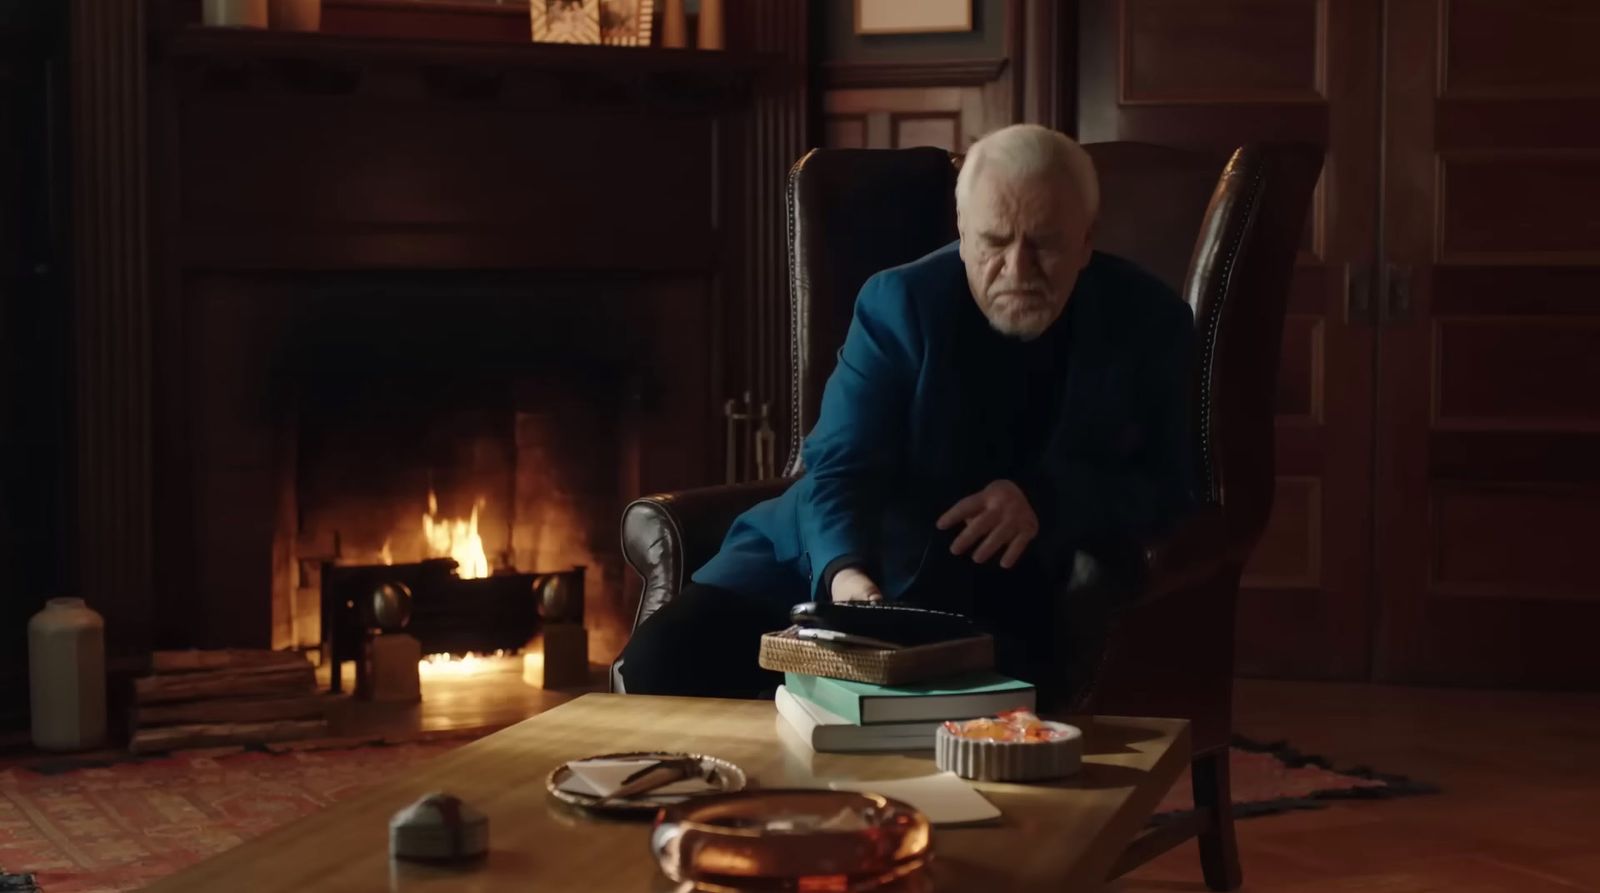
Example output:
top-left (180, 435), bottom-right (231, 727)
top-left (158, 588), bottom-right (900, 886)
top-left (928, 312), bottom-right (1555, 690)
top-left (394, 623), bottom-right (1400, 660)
top-left (775, 685), bottom-right (940, 753)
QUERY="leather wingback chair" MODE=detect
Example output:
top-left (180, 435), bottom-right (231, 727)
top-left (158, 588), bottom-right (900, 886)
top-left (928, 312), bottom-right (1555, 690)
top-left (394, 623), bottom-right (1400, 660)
top-left (618, 142), bottom-right (1323, 890)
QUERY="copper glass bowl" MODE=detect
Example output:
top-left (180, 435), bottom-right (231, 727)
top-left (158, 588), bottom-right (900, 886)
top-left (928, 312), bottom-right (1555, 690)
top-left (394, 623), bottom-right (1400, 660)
top-left (651, 789), bottom-right (932, 892)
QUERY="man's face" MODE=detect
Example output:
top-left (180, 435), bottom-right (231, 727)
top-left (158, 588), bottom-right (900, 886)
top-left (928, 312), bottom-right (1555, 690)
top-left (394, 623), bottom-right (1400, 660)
top-left (958, 169), bottom-right (1094, 340)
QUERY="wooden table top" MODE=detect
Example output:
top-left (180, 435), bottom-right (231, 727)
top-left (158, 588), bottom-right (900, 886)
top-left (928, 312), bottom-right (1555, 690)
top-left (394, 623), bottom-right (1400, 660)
top-left (141, 694), bottom-right (1189, 893)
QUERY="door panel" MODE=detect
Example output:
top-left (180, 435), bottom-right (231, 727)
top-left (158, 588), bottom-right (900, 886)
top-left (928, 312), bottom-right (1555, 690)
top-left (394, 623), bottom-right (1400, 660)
top-left (1376, 0), bottom-right (1600, 686)
top-left (1078, 0), bottom-right (1382, 679)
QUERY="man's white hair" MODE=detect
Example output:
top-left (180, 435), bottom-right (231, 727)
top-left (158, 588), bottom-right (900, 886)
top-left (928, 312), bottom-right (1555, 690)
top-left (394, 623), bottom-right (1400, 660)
top-left (955, 124), bottom-right (1100, 220)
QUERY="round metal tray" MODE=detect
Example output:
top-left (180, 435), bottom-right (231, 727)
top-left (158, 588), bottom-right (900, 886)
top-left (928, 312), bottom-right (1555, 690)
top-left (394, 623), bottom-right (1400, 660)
top-left (545, 751), bottom-right (748, 819)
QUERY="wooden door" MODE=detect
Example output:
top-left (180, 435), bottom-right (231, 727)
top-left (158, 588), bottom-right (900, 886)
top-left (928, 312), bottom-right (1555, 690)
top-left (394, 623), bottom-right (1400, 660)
top-left (1077, 0), bottom-right (1383, 678)
top-left (1376, 0), bottom-right (1600, 685)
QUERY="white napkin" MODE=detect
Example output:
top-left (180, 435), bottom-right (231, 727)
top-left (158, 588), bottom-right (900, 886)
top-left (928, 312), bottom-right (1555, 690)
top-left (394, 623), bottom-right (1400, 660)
top-left (827, 772), bottom-right (1002, 826)
top-left (560, 758), bottom-right (719, 798)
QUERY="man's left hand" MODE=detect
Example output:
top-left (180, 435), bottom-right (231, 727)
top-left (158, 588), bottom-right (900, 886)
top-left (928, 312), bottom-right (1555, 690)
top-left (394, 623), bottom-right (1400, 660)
top-left (936, 480), bottom-right (1039, 569)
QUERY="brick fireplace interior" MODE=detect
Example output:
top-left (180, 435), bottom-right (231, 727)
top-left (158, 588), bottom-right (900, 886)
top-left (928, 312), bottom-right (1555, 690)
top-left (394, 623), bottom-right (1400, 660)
top-left (186, 272), bottom-right (710, 666)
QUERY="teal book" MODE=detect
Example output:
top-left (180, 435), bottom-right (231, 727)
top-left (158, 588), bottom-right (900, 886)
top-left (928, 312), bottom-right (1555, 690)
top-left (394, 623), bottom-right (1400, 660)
top-left (783, 672), bottom-right (1036, 725)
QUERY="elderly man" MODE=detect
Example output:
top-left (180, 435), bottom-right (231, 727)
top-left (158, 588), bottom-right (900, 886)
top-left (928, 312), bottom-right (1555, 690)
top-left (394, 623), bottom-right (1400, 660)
top-left (618, 125), bottom-right (1195, 707)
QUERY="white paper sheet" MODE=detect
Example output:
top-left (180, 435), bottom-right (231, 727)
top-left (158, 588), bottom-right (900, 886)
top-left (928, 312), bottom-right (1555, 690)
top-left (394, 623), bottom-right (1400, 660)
top-left (827, 772), bottom-right (1002, 826)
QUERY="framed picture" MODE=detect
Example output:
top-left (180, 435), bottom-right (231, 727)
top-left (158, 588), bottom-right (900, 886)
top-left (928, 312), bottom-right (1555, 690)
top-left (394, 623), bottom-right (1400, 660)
top-left (530, 0), bottom-right (602, 44)
top-left (600, 0), bottom-right (655, 46)
top-left (855, 0), bottom-right (973, 35)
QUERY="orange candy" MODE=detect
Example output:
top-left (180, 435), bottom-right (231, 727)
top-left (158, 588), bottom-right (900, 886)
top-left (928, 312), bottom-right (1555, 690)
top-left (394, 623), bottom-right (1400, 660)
top-left (943, 710), bottom-right (1067, 743)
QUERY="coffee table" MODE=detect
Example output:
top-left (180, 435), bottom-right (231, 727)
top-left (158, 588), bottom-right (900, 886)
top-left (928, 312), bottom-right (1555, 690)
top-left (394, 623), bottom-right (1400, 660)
top-left (141, 694), bottom-right (1188, 892)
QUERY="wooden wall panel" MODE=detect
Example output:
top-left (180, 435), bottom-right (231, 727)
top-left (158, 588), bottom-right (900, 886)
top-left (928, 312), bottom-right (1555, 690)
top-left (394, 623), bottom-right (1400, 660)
top-left (1432, 266), bottom-right (1600, 315)
top-left (69, 0), bottom-right (154, 661)
top-left (1377, 0), bottom-right (1600, 687)
top-left (816, 0), bottom-right (1021, 153)
top-left (1440, 153), bottom-right (1600, 260)
top-left (1442, 0), bottom-right (1600, 98)
top-left (1431, 431), bottom-right (1600, 484)
top-left (1241, 477), bottom-right (1323, 589)
top-left (1434, 319), bottom-right (1600, 429)
top-left (825, 114), bottom-right (868, 149)
top-left (1081, 0), bottom-right (1380, 680)
top-left (1119, 0), bottom-right (1325, 103)
top-left (822, 86), bottom-right (1006, 151)
top-left (726, 0), bottom-right (809, 481)
top-left (891, 112), bottom-right (962, 151)
top-left (1276, 316), bottom-right (1325, 422)
top-left (1431, 484), bottom-right (1600, 601)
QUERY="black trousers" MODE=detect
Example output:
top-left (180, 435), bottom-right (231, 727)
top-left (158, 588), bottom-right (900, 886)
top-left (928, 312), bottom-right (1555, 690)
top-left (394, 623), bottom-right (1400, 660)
top-left (616, 548), bottom-right (1130, 710)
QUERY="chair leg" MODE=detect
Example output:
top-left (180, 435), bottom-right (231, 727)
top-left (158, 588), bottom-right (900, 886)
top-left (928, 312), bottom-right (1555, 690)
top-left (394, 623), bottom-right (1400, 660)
top-left (1192, 750), bottom-right (1242, 891)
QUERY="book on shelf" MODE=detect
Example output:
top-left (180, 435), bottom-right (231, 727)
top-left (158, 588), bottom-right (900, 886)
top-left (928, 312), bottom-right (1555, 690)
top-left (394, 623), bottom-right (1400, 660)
top-left (782, 671), bottom-right (1035, 725)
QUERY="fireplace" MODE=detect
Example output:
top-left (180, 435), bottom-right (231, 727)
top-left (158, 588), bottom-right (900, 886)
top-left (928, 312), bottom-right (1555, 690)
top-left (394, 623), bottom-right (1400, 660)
top-left (47, 21), bottom-right (804, 690)
top-left (176, 272), bottom-right (715, 671)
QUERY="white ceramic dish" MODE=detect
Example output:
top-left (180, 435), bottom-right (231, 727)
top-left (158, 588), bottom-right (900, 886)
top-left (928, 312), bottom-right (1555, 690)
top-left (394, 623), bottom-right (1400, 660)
top-left (934, 721), bottom-right (1083, 782)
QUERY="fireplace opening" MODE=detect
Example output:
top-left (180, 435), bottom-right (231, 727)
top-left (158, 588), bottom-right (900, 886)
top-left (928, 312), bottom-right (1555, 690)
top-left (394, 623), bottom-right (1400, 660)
top-left (214, 282), bottom-right (676, 687)
top-left (294, 367), bottom-right (616, 688)
top-left (178, 274), bottom-right (716, 677)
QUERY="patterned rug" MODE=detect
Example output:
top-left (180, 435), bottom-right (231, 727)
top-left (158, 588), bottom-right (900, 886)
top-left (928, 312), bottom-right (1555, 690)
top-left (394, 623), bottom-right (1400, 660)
top-left (0, 736), bottom-right (1434, 893)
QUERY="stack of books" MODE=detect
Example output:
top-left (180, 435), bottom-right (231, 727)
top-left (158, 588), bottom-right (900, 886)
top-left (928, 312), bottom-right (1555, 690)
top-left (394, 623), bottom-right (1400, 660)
top-left (775, 671), bottom-right (1036, 753)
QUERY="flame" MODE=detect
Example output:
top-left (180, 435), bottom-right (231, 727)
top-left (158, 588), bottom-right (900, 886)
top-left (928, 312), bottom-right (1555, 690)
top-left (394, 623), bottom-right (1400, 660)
top-left (379, 539), bottom-right (394, 566)
top-left (422, 489), bottom-right (489, 579)
top-left (418, 650), bottom-right (507, 678)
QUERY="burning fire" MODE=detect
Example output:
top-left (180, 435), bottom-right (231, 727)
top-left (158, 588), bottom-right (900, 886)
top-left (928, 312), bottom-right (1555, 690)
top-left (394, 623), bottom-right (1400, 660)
top-left (409, 491), bottom-right (498, 678)
top-left (418, 650), bottom-right (508, 678)
top-left (422, 489), bottom-right (489, 579)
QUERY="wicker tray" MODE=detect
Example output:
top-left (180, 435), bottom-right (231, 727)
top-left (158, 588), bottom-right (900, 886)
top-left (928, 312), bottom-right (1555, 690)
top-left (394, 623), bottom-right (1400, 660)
top-left (758, 627), bottom-right (994, 686)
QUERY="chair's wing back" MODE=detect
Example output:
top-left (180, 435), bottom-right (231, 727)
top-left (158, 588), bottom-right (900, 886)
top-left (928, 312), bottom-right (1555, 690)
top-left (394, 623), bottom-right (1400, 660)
top-left (784, 147), bottom-right (958, 474)
top-left (1185, 144), bottom-right (1324, 550)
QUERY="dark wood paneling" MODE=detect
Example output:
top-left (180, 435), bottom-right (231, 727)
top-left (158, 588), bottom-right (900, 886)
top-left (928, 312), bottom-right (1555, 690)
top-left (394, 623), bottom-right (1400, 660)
top-left (1432, 266), bottom-right (1600, 315)
top-left (1407, 597), bottom-right (1600, 689)
top-left (1440, 153), bottom-right (1600, 259)
top-left (1431, 431), bottom-right (1600, 483)
top-left (819, 58), bottom-right (1009, 89)
top-left (1080, 0), bottom-right (1380, 680)
top-left (1432, 484), bottom-right (1600, 601)
top-left (1437, 98), bottom-right (1600, 150)
top-left (727, 0), bottom-right (810, 482)
top-left (890, 111), bottom-right (962, 151)
top-left (1085, 104), bottom-right (1330, 150)
top-left (1119, 0), bottom-right (1324, 103)
top-left (824, 114), bottom-right (868, 148)
top-left (1234, 588), bottom-right (1355, 680)
top-left (1442, 0), bottom-right (1600, 98)
top-left (1276, 316), bottom-right (1325, 422)
top-left (1241, 477), bottom-right (1322, 589)
top-left (168, 0), bottom-right (533, 43)
top-left (323, 0), bottom-right (526, 43)
top-left (1434, 319), bottom-right (1600, 428)
top-left (179, 102), bottom-right (717, 270)
top-left (1287, 265), bottom-right (1326, 315)
top-left (1377, 0), bottom-right (1600, 687)
top-left (70, 0), bottom-right (155, 659)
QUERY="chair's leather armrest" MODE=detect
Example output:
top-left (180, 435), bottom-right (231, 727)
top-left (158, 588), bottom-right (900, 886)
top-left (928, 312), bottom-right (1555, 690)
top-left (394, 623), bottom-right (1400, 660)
top-left (1134, 508), bottom-right (1237, 606)
top-left (620, 478), bottom-right (795, 632)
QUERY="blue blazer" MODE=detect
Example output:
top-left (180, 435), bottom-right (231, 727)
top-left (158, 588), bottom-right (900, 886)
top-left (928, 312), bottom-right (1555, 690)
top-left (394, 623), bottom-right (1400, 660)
top-left (693, 243), bottom-right (1195, 607)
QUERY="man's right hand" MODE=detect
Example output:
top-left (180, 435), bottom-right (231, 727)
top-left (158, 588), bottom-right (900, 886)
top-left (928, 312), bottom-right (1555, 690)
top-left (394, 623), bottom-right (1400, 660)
top-left (830, 567), bottom-right (884, 603)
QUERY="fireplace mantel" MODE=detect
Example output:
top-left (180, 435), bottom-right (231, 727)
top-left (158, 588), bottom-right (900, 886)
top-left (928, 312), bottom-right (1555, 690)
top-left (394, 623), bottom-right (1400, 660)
top-left (157, 25), bottom-right (773, 79)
